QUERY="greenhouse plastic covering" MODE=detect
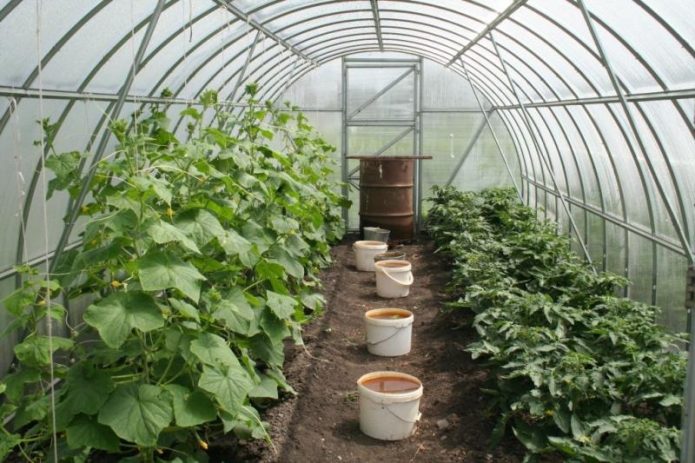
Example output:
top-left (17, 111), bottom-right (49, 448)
top-left (0, 0), bottom-right (693, 458)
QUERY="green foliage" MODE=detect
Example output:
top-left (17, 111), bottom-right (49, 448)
top-left (427, 186), bottom-right (685, 462)
top-left (1, 86), bottom-right (346, 461)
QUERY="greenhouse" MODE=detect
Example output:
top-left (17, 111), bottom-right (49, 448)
top-left (0, 0), bottom-right (693, 461)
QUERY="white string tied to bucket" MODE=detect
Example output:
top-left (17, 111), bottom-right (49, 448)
top-left (357, 371), bottom-right (423, 440)
top-left (367, 325), bottom-right (408, 346)
top-left (375, 260), bottom-right (414, 298)
top-left (378, 267), bottom-right (414, 286)
top-left (363, 394), bottom-right (423, 424)
top-left (364, 308), bottom-right (413, 357)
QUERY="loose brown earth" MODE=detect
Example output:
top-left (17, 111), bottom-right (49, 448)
top-left (224, 239), bottom-right (530, 463)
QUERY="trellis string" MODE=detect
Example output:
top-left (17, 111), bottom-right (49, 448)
top-left (34, 0), bottom-right (58, 460)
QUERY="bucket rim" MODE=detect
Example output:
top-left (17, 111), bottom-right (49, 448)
top-left (375, 251), bottom-right (406, 259)
top-left (354, 240), bottom-right (389, 249)
top-left (357, 371), bottom-right (423, 403)
top-left (363, 226), bottom-right (390, 233)
top-left (364, 308), bottom-right (414, 327)
top-left (375, 259), bottom-right (411, 270)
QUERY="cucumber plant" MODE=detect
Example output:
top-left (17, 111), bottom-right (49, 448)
top-left (0, 85), bottom-right (348, 462)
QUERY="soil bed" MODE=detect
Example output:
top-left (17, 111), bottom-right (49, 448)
top-left (231, 239), bottom-right (529, 463)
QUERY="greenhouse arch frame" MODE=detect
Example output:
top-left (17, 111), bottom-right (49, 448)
top-left (0, 0), bottom-right (694, 459)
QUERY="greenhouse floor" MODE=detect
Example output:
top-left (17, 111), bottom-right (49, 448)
top-left (225, 240), bottom-right (531, 462)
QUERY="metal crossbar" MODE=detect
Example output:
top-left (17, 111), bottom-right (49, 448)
top-left (370, 0), bottom-right (384, 51)
top-left (447, 0), bottom-right (527, 66)
top-left (213, 1), bottom-right (316, 64)
top-left (347, 67), bottom-right (414, 119)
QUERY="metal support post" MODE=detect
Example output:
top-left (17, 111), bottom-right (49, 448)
top-left (341, 58), bottom-right (349, 227)
top-left (447, 0), bottom-right (527, 66)
top-left (370, 0), bottom-right (384, 51)
top-left (415, 58), bottom-right (423, 232)
top-left (684, 266), bottom-right (695, 463)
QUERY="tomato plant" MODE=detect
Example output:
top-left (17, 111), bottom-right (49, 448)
top-left (428, 186), bottom-right (684, 462)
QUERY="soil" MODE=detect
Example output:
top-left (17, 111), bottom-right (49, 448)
top-left (224, 239), bottom-right (532, 463)
top-left (5, 239), bottom-right (552, 463)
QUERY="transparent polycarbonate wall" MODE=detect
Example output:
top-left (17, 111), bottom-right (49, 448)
top-left (0, 0), bottom-right (694, 436)
top-left (279, 52), bottom-right (519, 229)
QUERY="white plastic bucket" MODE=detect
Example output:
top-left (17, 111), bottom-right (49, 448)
top-left (357, 371), bottom-right (423, 441)
top-left (363, 227), bottom-right (390, 243)
top-left (364, 308), bottom-right (414, 357)
top-left (374, 250), bottom-right (406, 263)
top-left (353, 240), bottom-right (388, 272)
top-left (374, 260), bottom-right (413, 298)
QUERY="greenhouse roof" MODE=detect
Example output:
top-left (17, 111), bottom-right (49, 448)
top-left (1, 0), bottom-right (695, 461)
top-left (1, 1), bottom-right (692, 267)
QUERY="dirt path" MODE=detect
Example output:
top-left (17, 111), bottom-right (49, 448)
top-left (237, 240), bottom-right (526, 463)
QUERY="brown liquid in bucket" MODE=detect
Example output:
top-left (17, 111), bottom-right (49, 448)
top-left (361, 376), bottom-right (420, 394)
top-left (368, 310), bottom-right (410, 320)
top-left (358, 240), bottom-right (388, 247)
top-left (378, 261), bottom-right (409, 268)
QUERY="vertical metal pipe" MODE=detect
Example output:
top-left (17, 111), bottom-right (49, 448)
top-left (414, 58), bottom-right (423, 232)
top-left (684, 264), bottom-right (695, 463)
top-left (341, 58), bottom-right (349, 228)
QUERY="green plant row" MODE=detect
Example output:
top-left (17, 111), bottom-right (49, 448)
top-left (427, 186), bottom-right (685, 462)
top-left (0, 85), bottom-right (348, 462)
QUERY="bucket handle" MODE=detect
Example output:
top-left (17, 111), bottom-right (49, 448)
top-left (367, 325), bottom-right (407, 346)
top-left (364, 396), bottom-right (422, 424)
top-left (380, 268), bottom-right (414, 286)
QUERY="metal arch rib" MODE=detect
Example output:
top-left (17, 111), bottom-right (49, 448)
top-left (576, 0), bottom-right (694, 265)
top-left (490, 32), bottom-right (596, 271)
top-left (447, 0), bottom-right (527, 66)
top-left (370, 0), bottom-right (384, 51)
top-left (0, 0), bottom-right (21, 23)
top-left (212, 0), bottom-right (317, 65)
top-left (227, 30), bottom-right (262, 103)
top-left (13, 0), bottom-right (179, 288)
top-left (493, 89), bottom-right (695, 109)
top-left (157, 2), bottom-right (580, 128)
top-left (0, 1), bottom-right (112, 149)
top-left (49, 0), bottom-right (167, 273)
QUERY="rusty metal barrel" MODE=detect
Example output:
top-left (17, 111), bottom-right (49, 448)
top-left (349, 156), bottom-right (431, 241)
